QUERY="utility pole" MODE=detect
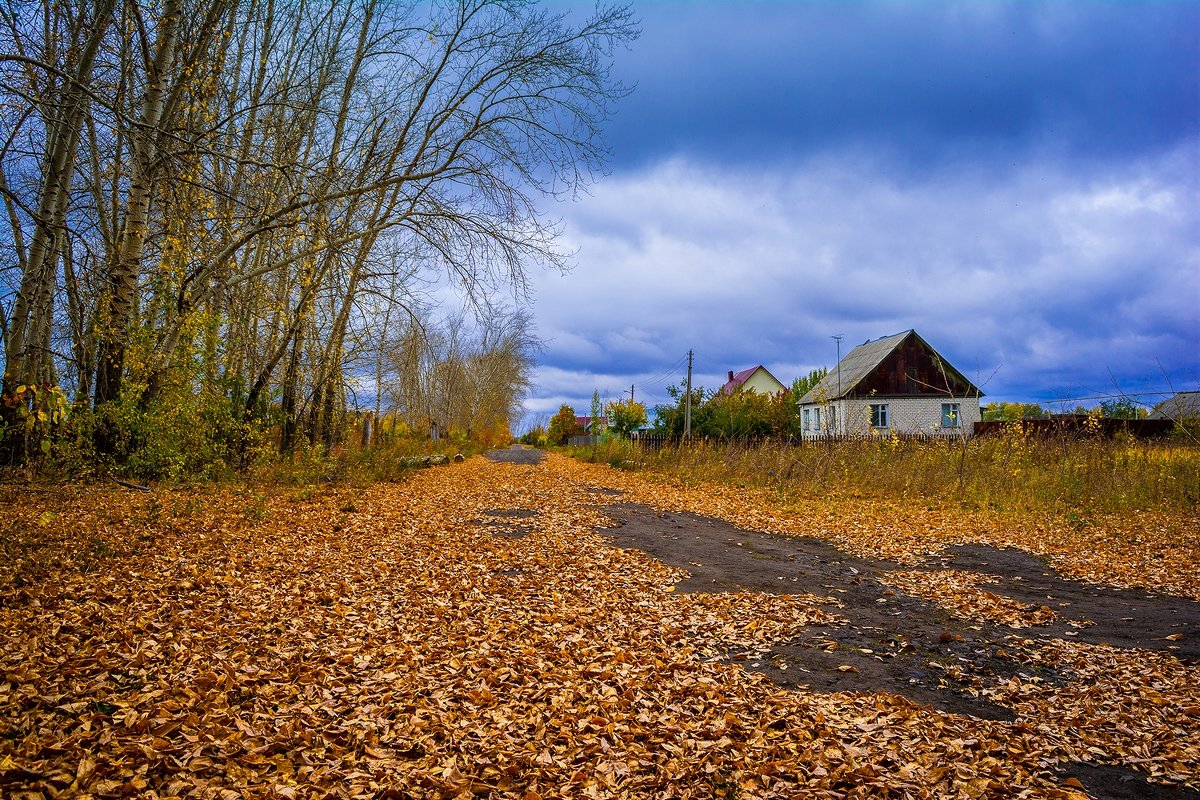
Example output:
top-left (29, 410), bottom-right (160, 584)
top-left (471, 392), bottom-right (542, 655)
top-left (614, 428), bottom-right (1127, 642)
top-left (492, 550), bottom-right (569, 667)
top-left (630, 384), bottom-right (635, 402)
top-left (684, 350), bottom-right (693, 439)
top-left (832, 335), bottom-right (843, 395)
top-left (832, 335), bottom-right (843, 435)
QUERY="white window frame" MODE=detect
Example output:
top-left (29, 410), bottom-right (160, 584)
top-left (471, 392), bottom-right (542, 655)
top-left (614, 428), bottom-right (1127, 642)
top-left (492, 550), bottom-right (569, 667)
top-left (802, 408), bottom-right (811, 431)
top-left (813, 407), bottom-right (822, 430)
top-left (941, 402), bottom-right (961, 429)
top-left (870, 403), bottom-right (889, 429)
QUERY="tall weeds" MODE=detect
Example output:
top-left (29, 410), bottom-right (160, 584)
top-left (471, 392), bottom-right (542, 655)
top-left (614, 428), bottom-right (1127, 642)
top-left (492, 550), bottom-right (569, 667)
top-left (571, 432), bottom-right (1200, 516)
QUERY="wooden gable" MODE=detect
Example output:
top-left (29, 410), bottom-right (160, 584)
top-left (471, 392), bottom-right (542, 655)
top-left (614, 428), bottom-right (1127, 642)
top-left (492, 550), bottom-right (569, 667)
top-left (851, 332), bottom-right (978, 398)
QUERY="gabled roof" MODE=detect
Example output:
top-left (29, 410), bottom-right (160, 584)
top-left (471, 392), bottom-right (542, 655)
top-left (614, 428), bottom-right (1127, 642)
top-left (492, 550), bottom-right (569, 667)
top-left (1149, 391), bottom-right (1200, 421)
top-left (718, 365), bottom-right (786, 395)
top-left (719, 366), bottom-right (761, 394)
top-left (799, 332), bottom-right (909, 403)
top-left (799, 329), bottom-right (982, 403)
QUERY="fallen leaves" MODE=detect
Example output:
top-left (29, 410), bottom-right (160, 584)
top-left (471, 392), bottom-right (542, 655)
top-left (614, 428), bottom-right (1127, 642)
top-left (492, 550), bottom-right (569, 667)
top-left (879, 569), bottom-right (1063, 628)
top-left (1, 454), bottom-right (1197, 798)
top-left (554, 457), bottom-right (1200, 602)
top-left (981, 639), bottom-right (1200, 787)
top-left (664, 590), bottom-right (840, 656)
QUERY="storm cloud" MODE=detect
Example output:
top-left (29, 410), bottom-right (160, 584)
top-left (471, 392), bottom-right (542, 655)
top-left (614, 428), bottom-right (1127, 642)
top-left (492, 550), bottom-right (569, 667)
top-left (520, 1), bottom-right (1199, 424)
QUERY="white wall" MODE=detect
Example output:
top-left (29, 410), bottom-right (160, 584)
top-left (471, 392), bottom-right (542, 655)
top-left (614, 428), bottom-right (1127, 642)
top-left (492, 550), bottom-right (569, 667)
top-left (800, 396), bottom-right (981, 438)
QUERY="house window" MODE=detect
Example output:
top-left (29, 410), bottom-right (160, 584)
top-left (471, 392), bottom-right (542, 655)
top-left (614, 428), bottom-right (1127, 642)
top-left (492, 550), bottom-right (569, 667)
top-left (802, 408), bottom-right (811, 431)
top-left (828, 406), bottom-right (837, 432)
top-left (813, 407), bottom-right (822, 430)
top-left (870, 403), bottom-right (889, 428)
top-left (942, 403), bottom-right (961, 429)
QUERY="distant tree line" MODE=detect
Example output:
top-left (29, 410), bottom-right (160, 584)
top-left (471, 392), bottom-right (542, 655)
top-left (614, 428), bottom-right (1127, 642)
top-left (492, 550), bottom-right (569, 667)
top-left (650, 383), bottom-right (797, 440)
top-left (981, 399), bottom-right (1147, 421)
top-left (530, 396), bottom-right (649, 447)
top-left (526, 368), bottom-right (829, 446)
top-left (526, 370), bottom-right (1164, 449)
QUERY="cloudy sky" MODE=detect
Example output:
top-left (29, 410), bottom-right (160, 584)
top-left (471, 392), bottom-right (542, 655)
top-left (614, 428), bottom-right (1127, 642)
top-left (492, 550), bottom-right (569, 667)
top-left (519, 1), bottom-right (1199, 427)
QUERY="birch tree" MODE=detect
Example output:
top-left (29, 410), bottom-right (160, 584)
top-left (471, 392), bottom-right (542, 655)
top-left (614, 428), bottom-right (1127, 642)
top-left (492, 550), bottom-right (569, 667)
top-left (0, 0), bottom-right (635, 467)
top-left (1, 0), bottom-right (117, 458)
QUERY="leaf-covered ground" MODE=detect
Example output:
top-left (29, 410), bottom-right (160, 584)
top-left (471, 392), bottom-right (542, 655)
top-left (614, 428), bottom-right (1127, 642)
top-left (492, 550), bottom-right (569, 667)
top-left (2, 452), bottom-right (1197, 799)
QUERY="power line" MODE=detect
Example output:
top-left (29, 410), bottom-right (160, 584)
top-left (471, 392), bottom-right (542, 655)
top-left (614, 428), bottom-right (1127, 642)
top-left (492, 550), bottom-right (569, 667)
top-left (643, 356), bottom-right (685, 386)
top-left (1009, 389), bottom-right (1183, 406)
top-left (641, 353), bottom-right (689, 390)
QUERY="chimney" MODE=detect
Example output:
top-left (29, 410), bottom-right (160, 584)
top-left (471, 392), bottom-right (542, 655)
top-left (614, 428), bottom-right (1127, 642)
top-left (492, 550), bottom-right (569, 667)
top-left (727, 370), bottom-right (734, 382)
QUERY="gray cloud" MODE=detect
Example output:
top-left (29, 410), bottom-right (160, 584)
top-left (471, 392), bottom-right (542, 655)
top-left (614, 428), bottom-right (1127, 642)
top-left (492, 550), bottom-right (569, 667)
top-left (511, 1), bottom-right (1198, 428)
top-left (603, 1), bottom-right (1198, 170)
top-left (526, 144), bottom-right (1198, 421)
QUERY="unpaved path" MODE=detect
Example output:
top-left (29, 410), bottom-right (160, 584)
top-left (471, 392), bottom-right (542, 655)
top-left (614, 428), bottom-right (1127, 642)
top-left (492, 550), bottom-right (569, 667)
top-left (3, 451), bottom-right (1198, 799)
top-left (597, 501), bottom-right (1200, 800)
top-left (486, 448), bottom-right (1200, 800)
top-left (484, 445), bottom-right (546, 466)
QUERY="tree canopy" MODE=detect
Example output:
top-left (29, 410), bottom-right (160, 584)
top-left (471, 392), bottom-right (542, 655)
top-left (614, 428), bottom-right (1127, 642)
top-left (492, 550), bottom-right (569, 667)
top-left (605, 398), bottom-right (647, 437)
top-left (982, 402), bottom-right (1050, 422)
top-left (0, 0), bottom-right (637, 471)
top-left (652, 384), bottom-right (800, 440)
top-left (547, 405), bottom-right (582, 446)
top-left (792, 368), bottom-right (828, 398)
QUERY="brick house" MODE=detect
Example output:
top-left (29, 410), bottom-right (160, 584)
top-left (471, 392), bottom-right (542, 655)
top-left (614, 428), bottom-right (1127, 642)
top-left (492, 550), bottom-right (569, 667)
top-left (797, 330), bottom-right (983, 438)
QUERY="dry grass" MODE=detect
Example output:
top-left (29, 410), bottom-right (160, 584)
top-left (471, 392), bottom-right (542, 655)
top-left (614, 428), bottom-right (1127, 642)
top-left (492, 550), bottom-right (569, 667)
top-left (572, 431), bottom-right (1200, 518)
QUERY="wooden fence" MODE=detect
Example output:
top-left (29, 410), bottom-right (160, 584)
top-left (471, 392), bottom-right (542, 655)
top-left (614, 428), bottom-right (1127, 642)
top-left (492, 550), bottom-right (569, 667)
top-left (625, 432), bottom-right (959, 451)
top-left (620, 419), bottom-right (1177, 451)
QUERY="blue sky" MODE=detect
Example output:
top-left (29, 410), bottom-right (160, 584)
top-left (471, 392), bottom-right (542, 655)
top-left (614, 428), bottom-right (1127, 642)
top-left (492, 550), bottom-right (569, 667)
top-left (519, 1), bottom-right (1199, 426)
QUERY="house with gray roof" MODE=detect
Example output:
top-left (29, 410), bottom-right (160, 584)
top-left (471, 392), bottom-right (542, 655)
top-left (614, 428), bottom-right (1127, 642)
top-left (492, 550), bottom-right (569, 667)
top-left (1148, 391), bottom-right (1200, 423)
top-left (798, 330), bottom-right (983, 438)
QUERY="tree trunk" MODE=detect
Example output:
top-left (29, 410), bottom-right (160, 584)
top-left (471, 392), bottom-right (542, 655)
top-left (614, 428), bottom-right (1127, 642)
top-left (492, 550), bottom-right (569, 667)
top-left (278, 328), bottom-right (305, 455)
top-left (94, 0), bottom-right (182, 412)
top-left (0, 0), bottom-right (116, 461)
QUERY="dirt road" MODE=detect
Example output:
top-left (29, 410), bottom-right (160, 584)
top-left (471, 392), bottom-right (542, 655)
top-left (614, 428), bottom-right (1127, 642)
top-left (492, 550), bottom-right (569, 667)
top-left (482, 449), bottom-right (1200, 799)
top-left (2, 451), bottom-right (1197, 799)
top-left (600, 503), bottom-right (1200, 800)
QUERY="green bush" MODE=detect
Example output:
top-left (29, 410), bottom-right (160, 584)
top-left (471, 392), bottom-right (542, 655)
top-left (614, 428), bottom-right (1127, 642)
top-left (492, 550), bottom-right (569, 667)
top-left (44, 384), bottom-right (263, 483)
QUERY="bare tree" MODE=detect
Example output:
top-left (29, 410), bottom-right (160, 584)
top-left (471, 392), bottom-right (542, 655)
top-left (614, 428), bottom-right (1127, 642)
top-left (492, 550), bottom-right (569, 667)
top-left (143, 0), bottom-right (634, 394)
top-left (383, 302), bottom-right (538, 441)
top-left (0, 0), bottom-right (635, 466)
top-left (1, 0), bottom-right (117, 458)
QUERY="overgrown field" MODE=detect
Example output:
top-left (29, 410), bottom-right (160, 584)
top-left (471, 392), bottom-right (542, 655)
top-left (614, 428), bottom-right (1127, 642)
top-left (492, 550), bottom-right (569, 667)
top-left (575, 433), bottom-right (1200, 518)
top-left (2, 453), bottom-right (1197, 798)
